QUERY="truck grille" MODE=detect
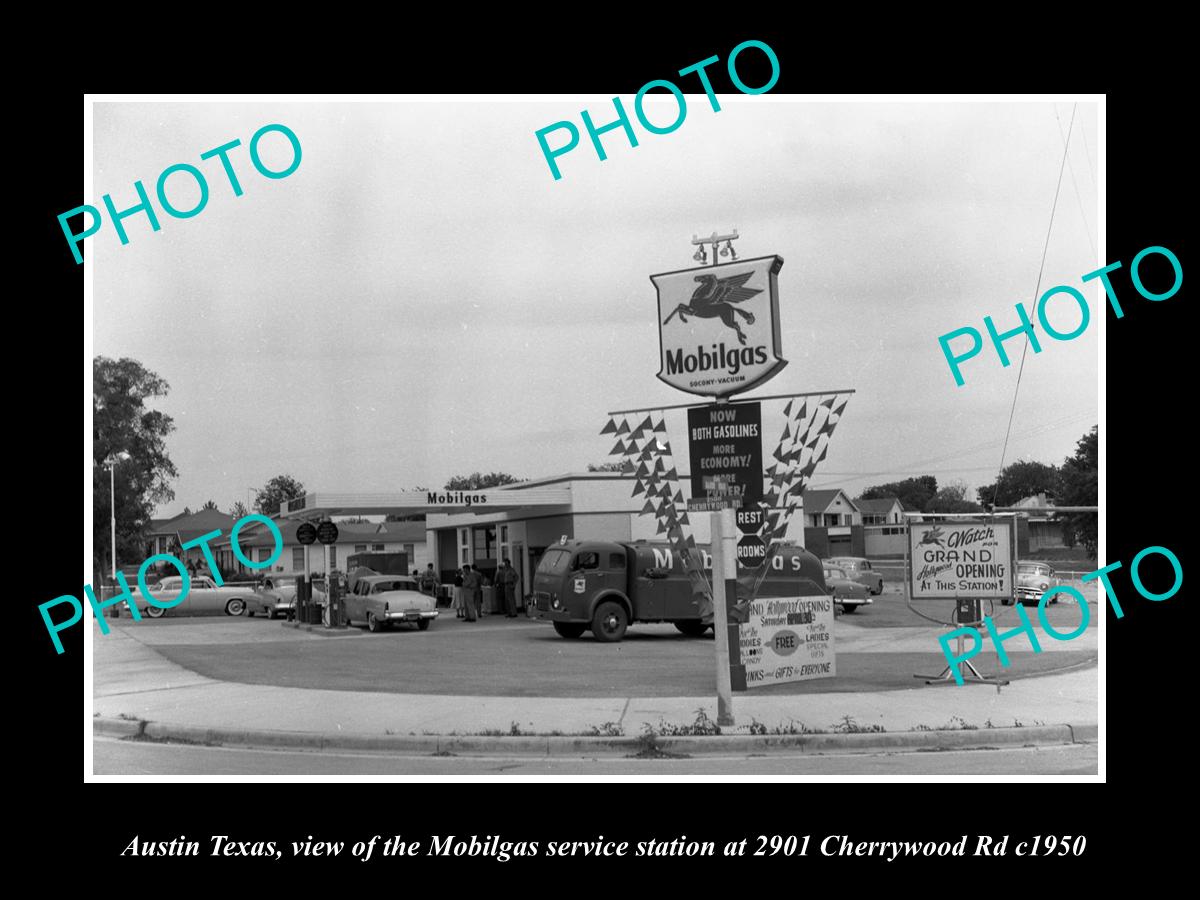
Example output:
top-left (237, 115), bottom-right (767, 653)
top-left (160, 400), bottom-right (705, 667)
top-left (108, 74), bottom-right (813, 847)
top-left (535, 591), bottom-right (551, 611)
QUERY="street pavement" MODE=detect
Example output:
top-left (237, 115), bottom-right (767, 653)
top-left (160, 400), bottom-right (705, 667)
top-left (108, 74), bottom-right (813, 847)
top-left (94, 734), bottom-right (1097, 775)
top-left (92, 603), bottom-right (1098, 753)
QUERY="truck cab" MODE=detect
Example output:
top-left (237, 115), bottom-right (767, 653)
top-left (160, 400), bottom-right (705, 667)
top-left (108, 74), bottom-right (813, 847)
top-left (533, 538), bottom-right (827, 642)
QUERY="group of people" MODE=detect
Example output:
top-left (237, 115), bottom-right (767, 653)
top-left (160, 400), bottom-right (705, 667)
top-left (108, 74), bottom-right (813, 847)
top-left (451, 559), bottom-right (522, 621)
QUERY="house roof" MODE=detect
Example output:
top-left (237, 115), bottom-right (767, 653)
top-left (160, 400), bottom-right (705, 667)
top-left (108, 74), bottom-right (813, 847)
top-left (855, 497), bottom-right (902, 514)
top-left (148, 508), bottom-right (236, 540)
top-left (802, 489), bottom-right (858, 513)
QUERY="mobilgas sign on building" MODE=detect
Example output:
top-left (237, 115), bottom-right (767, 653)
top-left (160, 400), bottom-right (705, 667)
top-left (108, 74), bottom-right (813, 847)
top-left (653, 255), bottom-right (786, 398)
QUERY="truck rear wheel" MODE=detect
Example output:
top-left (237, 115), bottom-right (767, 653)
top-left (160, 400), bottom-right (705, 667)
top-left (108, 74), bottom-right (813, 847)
top-left (553, 621), bottom-right (586, 639)
top-left (674, 621), bottom-right (709, 637)
top-left (591, 601), bottom-right (628, 643)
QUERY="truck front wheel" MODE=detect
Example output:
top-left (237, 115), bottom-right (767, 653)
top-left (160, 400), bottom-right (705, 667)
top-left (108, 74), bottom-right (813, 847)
top-left (553, 621), bottom-right (586, 639)
top-left (591, 601), bottom-right (628, 643)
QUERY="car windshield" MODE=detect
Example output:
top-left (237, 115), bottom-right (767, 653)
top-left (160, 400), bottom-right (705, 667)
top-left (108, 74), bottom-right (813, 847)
top-left (372, 581), bottom-right (417, 593)
top-left (537, 548), bottom-right (572, 576)
top-left (1020, 564), bottom-right (1051, 576)
top-left (825, 567), bottom-right (845, 579)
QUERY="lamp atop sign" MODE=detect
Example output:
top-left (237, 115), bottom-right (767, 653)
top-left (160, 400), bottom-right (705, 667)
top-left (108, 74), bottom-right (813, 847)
top-left (653, 232), bottom-right (787, 399)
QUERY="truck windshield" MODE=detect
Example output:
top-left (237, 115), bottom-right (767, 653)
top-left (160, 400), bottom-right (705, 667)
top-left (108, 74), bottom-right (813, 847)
top-left (538, 549), bottom-right (571, 576)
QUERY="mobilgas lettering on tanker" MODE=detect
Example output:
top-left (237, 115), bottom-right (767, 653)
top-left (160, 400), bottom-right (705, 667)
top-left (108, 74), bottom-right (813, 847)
top-left (532, 539), bottom-right (826, 644)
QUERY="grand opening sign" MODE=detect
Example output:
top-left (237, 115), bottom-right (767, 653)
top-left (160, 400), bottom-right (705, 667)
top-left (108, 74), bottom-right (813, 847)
top-left (908, 520), bottom-right (1015, 600)
top-left (731, 595), bottom-right (836, 689)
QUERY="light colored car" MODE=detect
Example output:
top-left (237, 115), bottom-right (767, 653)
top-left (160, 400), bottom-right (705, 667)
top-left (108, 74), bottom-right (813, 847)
top-left (255, 575), bottom-right (327, 619)
top-left (140, 575), bottom-right (256, 618)
top-left (823, 565), bottom-right (872, 613)
top-left (345, 575), bottom-right (438, 633)
top-left (826, 556), bottom-right (884, 595)
top-left (1007, 562), bottom-right (1058, 606)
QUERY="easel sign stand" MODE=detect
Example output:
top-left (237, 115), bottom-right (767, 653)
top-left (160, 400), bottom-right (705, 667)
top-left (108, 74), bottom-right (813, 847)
top-left (907, 513), bottom-right (1013, 689)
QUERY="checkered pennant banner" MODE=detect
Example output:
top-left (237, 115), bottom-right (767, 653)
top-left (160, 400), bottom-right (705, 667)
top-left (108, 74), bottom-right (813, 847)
top-left (744, 392), bottom-right (853, 598)
top-left (600, 411), bottom-right (711, 604)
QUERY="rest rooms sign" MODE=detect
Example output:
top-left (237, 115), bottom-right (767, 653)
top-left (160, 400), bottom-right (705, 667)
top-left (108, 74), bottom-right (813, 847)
top-left (908, 520), bottom-right (1014, 600)
top-left (687, 401), bottom-right (763, 503)
top-left (653, 255), bottom-right (787, 398)
top-left (734, 595), bottom-right (836, 689)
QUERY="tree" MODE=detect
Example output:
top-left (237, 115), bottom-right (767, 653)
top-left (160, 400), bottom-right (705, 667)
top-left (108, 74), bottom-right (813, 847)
top-left (926, 481), bottom-right (985, 514)
top-left (93, 356), bottom-right (179, 581)
top-left (254, 474), bottom-right (306, 515)
top-left (230, 501), bottom-right (249, 520)
top-left (860, 476), bottom-right (938, 512)
top-left (444, 472), bottom-right (523, 490)
top-left (1057, 427), bottom-right (1098, 555)
top-left (339, 516), bottom-right (371, 524)
top-left (587, 461), bottom-right (630, 472)
top-left (977, 461), bottom-right (1061, 510)
top-left (201, 499), bottom-right (218, 511)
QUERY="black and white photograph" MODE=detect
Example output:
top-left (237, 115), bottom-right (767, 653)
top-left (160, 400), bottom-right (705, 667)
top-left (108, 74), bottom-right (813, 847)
top-left (76, 91), bottom-right (1109, 780)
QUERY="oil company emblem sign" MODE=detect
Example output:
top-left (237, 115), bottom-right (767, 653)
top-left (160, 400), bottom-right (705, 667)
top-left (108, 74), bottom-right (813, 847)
top-left (653, 255), bottom-right (787, 398)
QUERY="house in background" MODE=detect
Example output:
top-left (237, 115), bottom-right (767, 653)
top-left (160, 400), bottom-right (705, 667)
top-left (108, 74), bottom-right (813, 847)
top-left (1010, 492), bottom-right (1068, 553)
top-left (855, 497), bottom-right (905, 525)
top-left (801, 489), bottom-right (865, 558)
top-left (145, 508), bottom-right (236, 569)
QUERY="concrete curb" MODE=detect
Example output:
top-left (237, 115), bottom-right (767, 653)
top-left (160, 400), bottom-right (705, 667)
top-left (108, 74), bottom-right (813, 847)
top-left (95, 717), bottom-right (1097, 757)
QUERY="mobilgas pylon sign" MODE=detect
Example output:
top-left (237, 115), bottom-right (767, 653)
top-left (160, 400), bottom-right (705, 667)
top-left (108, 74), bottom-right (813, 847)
top-left (653, 255), bottom-right (787, 398)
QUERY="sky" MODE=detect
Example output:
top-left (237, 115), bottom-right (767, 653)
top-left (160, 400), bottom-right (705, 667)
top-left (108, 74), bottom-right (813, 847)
top-left (90, 99), bottom-right (1099, 517)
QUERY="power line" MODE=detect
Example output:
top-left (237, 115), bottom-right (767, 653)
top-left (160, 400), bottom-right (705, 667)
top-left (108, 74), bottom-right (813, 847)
top-left (992, 103), bottom-right (1076, 510)
top-left (1054, 104), bottom-right (1096, 258)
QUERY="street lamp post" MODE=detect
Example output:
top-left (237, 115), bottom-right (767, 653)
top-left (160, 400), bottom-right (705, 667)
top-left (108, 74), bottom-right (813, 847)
top-left (106, 451), bottom-right (131, 590)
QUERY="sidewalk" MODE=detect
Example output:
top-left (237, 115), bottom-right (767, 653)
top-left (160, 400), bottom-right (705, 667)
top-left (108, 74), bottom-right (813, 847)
top-left (92, 622), bottom-right (1098, 755)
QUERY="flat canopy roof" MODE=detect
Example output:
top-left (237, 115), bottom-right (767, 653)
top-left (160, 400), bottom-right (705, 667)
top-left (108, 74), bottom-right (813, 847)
top-left (279, 489), bottom-right (573, 519)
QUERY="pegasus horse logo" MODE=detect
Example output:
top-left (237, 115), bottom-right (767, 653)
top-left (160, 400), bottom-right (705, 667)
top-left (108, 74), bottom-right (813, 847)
top-left (662, 273), bottom-right (762, 346)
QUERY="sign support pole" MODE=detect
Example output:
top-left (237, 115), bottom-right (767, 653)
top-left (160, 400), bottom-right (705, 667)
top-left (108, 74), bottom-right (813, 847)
top-left (712, 505), bottom-right (736, 726)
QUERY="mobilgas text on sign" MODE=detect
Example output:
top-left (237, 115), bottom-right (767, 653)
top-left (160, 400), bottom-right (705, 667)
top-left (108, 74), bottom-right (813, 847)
top-left (687, 401), bottom-right (763, 506)
top-left (654, 256), bottom-right (787, 398)
top-left (908, 520), bottom-right (1014, 600)
top-left (733, 595), bottom-right (836, 689)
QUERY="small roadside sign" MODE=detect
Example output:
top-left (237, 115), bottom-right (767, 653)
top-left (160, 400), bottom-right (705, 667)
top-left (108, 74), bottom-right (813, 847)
top-left (737, 534), bottom-right (766, 567)
top-left (316, 521), bottom-right (339, 545)
top-left (296, 522), bottom-right (317, 545)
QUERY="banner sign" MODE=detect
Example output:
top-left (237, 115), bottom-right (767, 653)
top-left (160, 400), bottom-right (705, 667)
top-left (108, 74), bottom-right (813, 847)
top-left (653, 255), bottom-right (787, 398)
top-left (687, 401), bottom-right (763, 505)
top-left (908, 520), bottom-right (1015, 600)
top-left (732, 595), bottom-right (836, 689)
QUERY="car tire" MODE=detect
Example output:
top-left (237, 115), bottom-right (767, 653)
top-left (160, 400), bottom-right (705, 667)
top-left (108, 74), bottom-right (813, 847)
top-left (145, 605), bottom-right (166, 619)
top-left (552, 621), bottom-right (586, 639)
top-left (674, 621), bottom-right (709, 637)
top-left (417, 618), bottom-right (431, 631)
top-left (591, 601), bottom-right (628, 643)
top-left (367, 612), bottom-right (381, 633)
top-left (225, 598), bottom-right (246, 617)
top-left (841, 604), bottom-right (858, 614)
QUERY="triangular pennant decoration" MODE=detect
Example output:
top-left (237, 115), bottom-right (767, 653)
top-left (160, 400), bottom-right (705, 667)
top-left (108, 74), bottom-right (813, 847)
top-left (616, 420), bottom-right (631, 434)
top-left (631, 481), bottom-right (645, 497)
top-left (600, 418), bottom-right (617, 435)
top-left (609, 440), bottom-right (626, 456)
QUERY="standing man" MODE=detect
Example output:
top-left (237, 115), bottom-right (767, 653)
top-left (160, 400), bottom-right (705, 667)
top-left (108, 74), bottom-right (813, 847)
top-left (497, 558), bottom-right (519, 618)
top-left (461, 565), bottom-right (481, 622)
top-left (420, 563), bottom-right (439, 596)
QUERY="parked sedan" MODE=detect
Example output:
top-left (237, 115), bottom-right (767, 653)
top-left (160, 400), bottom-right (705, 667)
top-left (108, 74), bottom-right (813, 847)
top-left (140, 575), bottom-right (256, 618)
top-left (826, 556), bottom-right (884, 595)
top-left (823, 565), bottom-right (872, 613)
top-left (255, 575), bottom-right (327, 619)
top-left (1007, 561), bottom-right (1058, 606)
top-left (345, 575), bottom-right (438, 632)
